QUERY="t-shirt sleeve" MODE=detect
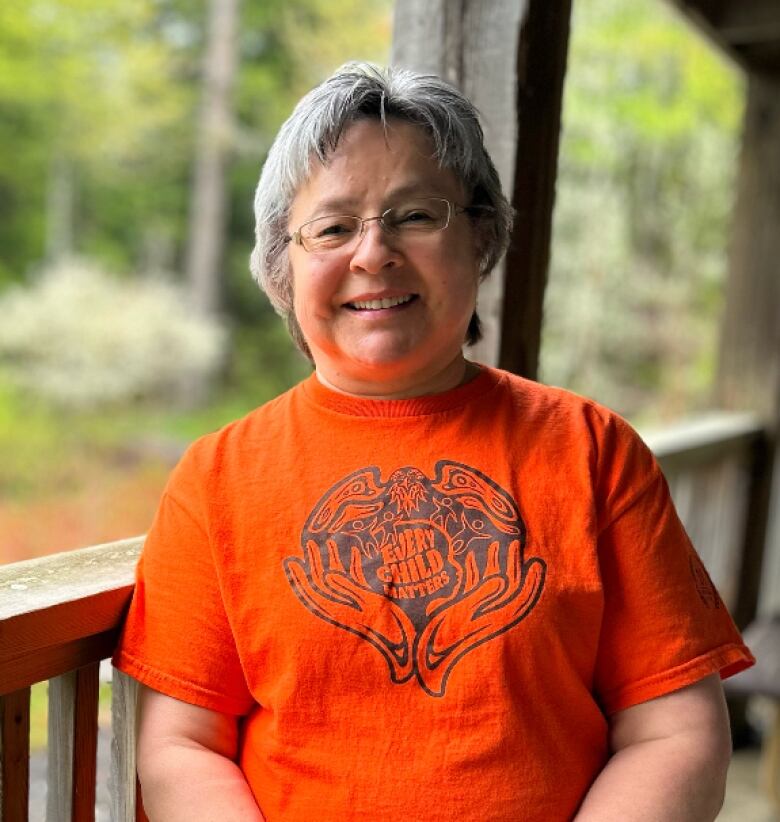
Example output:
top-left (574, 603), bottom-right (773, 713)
top-left (112, 451), bottom-right (254, 715)
top-left (591, 413), bottom-right (754, 716)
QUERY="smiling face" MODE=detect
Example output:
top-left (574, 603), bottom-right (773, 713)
top-left (287, 118), bottom-right (481, 398)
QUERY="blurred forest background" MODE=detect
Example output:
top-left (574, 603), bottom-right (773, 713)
top-left (0, 0), bottom-right (743, 563)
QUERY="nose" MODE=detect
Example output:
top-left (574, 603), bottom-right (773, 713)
top-left (348, 219), bottom-right (404, 274)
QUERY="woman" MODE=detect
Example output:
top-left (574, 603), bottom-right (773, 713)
top-left (114, 63), bottom-right (753, 821)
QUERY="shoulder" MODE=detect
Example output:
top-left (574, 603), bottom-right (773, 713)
top-left (487, 367), bottom-right (643, 447)
top-left (486, 367), bottom-right (661, 505)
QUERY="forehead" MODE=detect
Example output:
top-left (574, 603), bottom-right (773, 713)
top-left (290, 118), bottom-right (465, 220)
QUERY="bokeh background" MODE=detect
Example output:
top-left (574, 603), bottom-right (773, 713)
top-left (0, 0), bottom-right (742, 563)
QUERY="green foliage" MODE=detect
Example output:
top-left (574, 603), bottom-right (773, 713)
top-left (541, 0), bottom-right (744, 422)
top-left (0, 0), bottom-right (194, 279)
top-left (0, 0), bottom-right (392, 397)
top-left (0, 258), bottom-right (226, 408)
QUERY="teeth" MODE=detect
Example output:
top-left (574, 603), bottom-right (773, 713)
top-left (351, 295), bottom-right (414, 310)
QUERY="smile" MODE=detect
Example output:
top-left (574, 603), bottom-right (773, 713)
top-left (347, 294), bottom-right (417, 311)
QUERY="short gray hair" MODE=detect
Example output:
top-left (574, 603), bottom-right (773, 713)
top-left (249, 62), bottom-right (513, 356)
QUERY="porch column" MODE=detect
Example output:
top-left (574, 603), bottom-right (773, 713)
top-left (391, 1), bottom-right (572, 378)
top-left (715, 72), bottom-right (780, 621)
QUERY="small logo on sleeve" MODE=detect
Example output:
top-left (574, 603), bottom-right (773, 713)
top-left (689, 551), bottom-right (722, 610)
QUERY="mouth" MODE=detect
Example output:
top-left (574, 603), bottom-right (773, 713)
top-left (345, 294), bottom-right (417, 311)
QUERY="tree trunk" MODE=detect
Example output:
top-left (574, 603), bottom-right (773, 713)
top-left (185, 0), bottom-right (240, 317)
top-left (45, 150), bottom-right (75, 262)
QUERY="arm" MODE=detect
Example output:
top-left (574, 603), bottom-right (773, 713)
top-left (575, 674), bottom-right (732, 821)
top-left (137, 686), bottom-right (265, 822)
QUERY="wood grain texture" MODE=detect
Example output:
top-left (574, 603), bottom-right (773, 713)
top-left (47, 662), bottom-right (100, 822)
top-left (0, 688), bottom-right (30, 822)
top-left (48, 671), bottom-right (76, 821)
top-left (110, 669), bottom-right (139, 822)
top-left (716, 75), bottom-right (780, 418)
top-left (392, 0), bottom-right (572, 376)
top-left (0, 537), bottom-right (143, 621)
top-left (716, 73), bottom-right (780, 623)
top-left (0, 538), bottom-right (142, 695)
top-left (641, 412), bottom-right (766, 611)
top-left (498, 0), bottom-right (572, 379)
top-left (391, 0), bottom-right (529, 367)
top-left (642, 412), bottom-right (763, 468)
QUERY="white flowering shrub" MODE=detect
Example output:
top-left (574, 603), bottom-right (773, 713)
top-left (0, 259), bottom-right (226, 408)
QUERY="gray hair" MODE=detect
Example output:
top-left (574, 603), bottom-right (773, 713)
top-left (249, 62), bottom-right (513, 356)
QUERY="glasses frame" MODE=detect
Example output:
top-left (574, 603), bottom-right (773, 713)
top-left (285, 197), bottom-right (479, 253)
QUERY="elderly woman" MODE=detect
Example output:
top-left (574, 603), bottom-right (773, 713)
top-left (114, 63), bottom-right (753, 821)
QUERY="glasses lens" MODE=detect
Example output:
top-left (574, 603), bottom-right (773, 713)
top-left (301, 216), bottom-right (362, 250)
top-left (385, 198), bottom-right (450, 233)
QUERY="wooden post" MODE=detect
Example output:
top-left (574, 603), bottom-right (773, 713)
top-left (392, 0), bottom-right (572, 376)
top-left (715, 72), bottom-right (780, 624)
top-left (498, 1), bottom-right (572, 379)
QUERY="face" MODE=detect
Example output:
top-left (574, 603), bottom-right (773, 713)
top-left (287, 118), bottom-right (481, 398)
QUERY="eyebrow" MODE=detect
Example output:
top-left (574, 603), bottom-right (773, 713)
top-left (306, 184), bottom-right (446, 217)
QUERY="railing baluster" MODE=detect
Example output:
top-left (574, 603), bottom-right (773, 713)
top-left (0, 687), bottom-right (31, 822)
top-left (48, 663), bottom-right (100, 822)
top-left (110, 670), bottom-right (138, 822)
top-left (48, 672), bottom-right (75, 820)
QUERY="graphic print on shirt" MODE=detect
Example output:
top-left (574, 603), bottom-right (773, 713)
top-left (283, 461), bottom-right (546, 697)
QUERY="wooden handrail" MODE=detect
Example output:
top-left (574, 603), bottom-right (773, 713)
top-left (0, 537), bottom-right (143, 821)
top-left (642, 412), bottom-right (771, 621)
top-left (641, 411), bottom-right (764, 467)
top-left (0, 537), bottom-right (142, 696)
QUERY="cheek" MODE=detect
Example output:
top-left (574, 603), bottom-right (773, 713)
top-left (291, 260), bottom-right (342, 323)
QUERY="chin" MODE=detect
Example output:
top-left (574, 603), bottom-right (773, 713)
top-left (345, 337), bottom-right (424, 369)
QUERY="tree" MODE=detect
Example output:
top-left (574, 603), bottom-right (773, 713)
top-left (185, 0), bottom-right (240, 317)
top-left (540, 0), bottom-right (743, 422)
top-left (0, 0), bottom-right (191, 280)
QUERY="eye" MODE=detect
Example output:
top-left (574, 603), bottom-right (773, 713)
top-left (310, 218), bottom-right (358, 239)
top-left (396, 207), bottom-right (436, 225)
top-left (388, 199), bottom-right (449, 231)
top-left (300, 216), bottom-right (361, 249)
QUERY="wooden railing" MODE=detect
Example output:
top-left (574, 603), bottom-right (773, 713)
top-left (642, 412), bottom-right (771, 618)
top-left (0, 537), bottom-right (143, 821)
top-left (0, 412), bottom-right (773, 820)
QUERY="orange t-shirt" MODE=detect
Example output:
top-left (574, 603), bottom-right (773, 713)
top-left (113, 367), bottom-right (753, 821)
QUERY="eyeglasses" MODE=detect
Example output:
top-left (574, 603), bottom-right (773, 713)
top-left (286, 197), bottom-right (482, 253)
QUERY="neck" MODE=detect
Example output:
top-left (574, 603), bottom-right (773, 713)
top-left (314, 357), bottom-right (480, 400)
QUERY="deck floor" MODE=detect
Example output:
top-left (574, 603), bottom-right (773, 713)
top-left (719, 748), bottom-right (779, 821)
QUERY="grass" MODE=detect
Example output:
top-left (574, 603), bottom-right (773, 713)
top-left (0, 358), bottom-right (309, 499)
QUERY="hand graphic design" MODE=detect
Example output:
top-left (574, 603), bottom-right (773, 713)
top-left (285, 537), bottom-right (416, 683)
top-left (283, 461), bottom-right (546, 697)
top-left (417, 540), bottom-right (545, 695)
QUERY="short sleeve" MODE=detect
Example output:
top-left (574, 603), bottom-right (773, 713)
top-left (591, 415), bottom-right (754, 715)
top-left (113, 455), bottom-right (254, 715)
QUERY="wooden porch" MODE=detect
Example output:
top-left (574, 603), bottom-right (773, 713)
top-left (0, 538), bottom-right (143, 821)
